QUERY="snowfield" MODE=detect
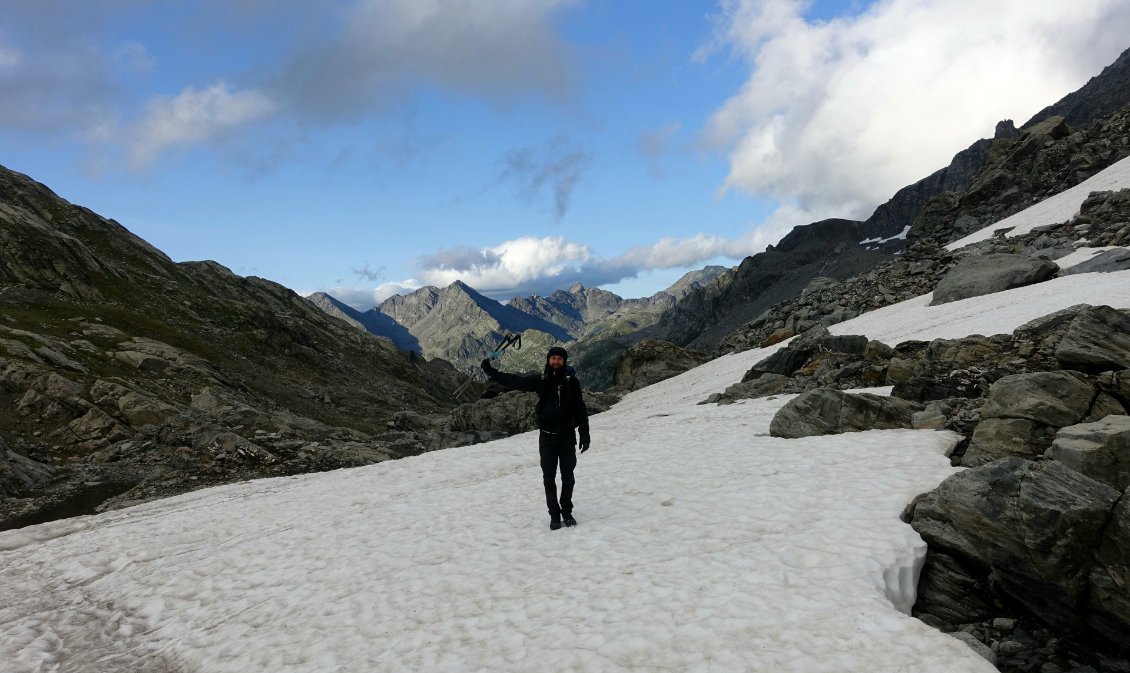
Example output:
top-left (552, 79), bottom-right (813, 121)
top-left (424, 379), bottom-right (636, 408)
top-left (3, 269), bottom-right (1128, 673)
top-left (5, 149), bottom-right (1130, 672)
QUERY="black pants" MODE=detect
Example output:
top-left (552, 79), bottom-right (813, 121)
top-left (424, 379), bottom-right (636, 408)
top-left (538, 431), bottom-right (576, 515)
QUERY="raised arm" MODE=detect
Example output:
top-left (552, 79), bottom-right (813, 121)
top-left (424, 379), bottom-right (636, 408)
top-left (481, 359), bottom-right (540, 393)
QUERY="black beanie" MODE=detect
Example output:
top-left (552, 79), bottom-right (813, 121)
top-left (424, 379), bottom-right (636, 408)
top-left (546, 346), bottom-right (568, 362)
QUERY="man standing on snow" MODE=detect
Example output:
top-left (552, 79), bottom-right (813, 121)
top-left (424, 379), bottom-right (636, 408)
top-left (482, 346), bottom-right (590, 530)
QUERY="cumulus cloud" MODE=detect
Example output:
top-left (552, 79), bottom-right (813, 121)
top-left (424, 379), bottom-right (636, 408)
top-left (498, 138), bottom-right (593, 220)
top-left (128, 82), bottom-right (277, 169)
top-left (416, 236), bottom-right (591, 293)
top-left (701, 0), bottom-right (1130, 221)
top-left (377, 230), bottom-right (767, 299)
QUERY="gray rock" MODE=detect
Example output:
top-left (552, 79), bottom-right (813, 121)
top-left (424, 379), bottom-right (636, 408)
top-left (193, 430), bottom-right (276, 464)
top-left (1087, 391), bottom-right (1129, 422)
top-left (1088, 487), bottom-right (1130, 643)
top-left (0, 437), bottom-right (55, 496)
top-left (1099, 369), bottom-right (1130, 407)
top-left (801, 276), bottom-right (840, 298)
top-left (611, 339), bottom-right (710, 392)
top-left (865, 340), bottom-right (896, 361)
top-left (913, 457), bottom-right (1120, 632)
top-left (1064, 247), bottom-right (1130, 274)
top-left (951, 632), bottom-right (997, 666)
top-left (885, 357), bottom-right (921, 383)
top-left (963, 418), bottom-right (1045, 466)
top-left (914, 551), bottom-right (994, 625)
top-left (90, 379), bottom-right (181, 428)
top-left (912, 401), bottom-right (953, 430)
top-left (1049, 415), bottom-right (1130, 491)
top-left (34, 346), bottom-right (87, 373)
top-left (930, 253), bottom-right (1059, 305)
top-left (114, 350), bottom-right (172, 372)
top-left (712, 373), bottom-right (790, 404)
top-left (980, 371), bottom-right (1097, 427)
top-left (790, 324), bottom-right (831, 349)
top-left (116, 392), bottom-right (180, 427)
top-left (821, 334), bottom-right (869, 355)
top-left (768, 389), bottom-right (922, 438)
top-left (746, 346), bottom-right (815, 378)
top-left (66, 407), bottom-right (132, 445)
top-left (1055, 306), bottom-right (1130, 373)
top-left (449, 390), bottom-right (538, 435)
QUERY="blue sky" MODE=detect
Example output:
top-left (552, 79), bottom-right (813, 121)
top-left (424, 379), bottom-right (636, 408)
top-left (2, 1), bottom-right (1128, 308)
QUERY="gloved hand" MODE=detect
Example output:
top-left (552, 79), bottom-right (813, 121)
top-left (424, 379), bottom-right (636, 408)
top-left (579, 435), bottom-right (590, 453)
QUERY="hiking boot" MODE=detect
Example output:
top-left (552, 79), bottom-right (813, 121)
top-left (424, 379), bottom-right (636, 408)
top-left (562, 512), bottom-right (577, 527)
top-left (550, 513), bottom-right (562, 530)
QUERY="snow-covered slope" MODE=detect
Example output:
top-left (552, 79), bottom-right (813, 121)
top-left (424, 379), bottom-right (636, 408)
top-left (947, 154), bottom-right (1130, 249)
top-left (4, 270), bottom-right (1128, 672)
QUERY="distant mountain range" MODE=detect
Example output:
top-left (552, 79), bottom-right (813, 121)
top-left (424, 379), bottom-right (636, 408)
top-left (309, 267), bottom-right (727, 376)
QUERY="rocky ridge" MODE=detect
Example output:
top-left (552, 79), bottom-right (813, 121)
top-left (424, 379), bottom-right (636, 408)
top-left (0, 164), bottom-right (505, 529)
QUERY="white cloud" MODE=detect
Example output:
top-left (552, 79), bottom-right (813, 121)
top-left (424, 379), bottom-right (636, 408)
top-left (129, 82), bottom-right (276, 169)
top-left (406, 231), bottom-right (767, 298)
top-left (703, 0), bottom-right (1130, 221)
top-left (417, 236), bottom-right (592, 292)
top-left (334, 226), bottom-right (781, 303)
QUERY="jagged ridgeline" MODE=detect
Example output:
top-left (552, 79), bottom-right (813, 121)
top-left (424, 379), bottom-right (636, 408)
top-left (313, 269), bottom-right (728, 387)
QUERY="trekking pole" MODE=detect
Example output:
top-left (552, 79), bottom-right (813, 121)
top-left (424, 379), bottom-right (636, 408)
top-left (452, 332), bottom-right (522, 401)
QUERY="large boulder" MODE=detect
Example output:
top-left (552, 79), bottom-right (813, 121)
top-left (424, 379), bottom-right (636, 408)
top-left (913, 551), bottom-right (995, 627)
top-left (769, 389), bottom-right (922, 438)
top-left (744, 328), bottom-right (870, 381)
top-left (1055, 306), bottom-right (1130, 373)
top-left (962, 371), bottom-right (1125, 466)
top-left (1064, 247), bottom-right (1130, 274)
top-left (1089, 490), bottom-right (1130, 643)
top-left (980, 371), bottom-right (1102, 426)
top-left (611, 339), bottom-right (710, 392)
top-left (912, 457), bottom-right (1120, 632)
top-left (449, 390), bottom-right (538, 435)
top-left (90, 379), bottom-right (181, 428)
top-left (0, 437), bottom-right (55, 497)
top-left (930, 254), bottom-right (1059, 305)
top-left (1048, 415), bottom-right (1130, 491)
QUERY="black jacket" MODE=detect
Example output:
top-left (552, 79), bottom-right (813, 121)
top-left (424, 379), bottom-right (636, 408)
top-left (482, 360), bottom-right (590, 442)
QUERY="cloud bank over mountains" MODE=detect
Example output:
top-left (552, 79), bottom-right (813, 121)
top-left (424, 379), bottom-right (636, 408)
top-left (702, 0), bottom-right (1130, 224)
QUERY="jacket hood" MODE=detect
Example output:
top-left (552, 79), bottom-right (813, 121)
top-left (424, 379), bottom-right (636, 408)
top-left (546, 346), bottom-right (568, 363)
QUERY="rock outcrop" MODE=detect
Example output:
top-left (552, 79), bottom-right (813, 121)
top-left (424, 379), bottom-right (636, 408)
top-left (912, 457), bottom-right (1125, 640)
top-left (0, 162), bottom-right (472, 529)
top-left (768, 389), bottom-right (922, 438)
top-left (610, 339), bottom-right (711, 392)
top-left (929, 254), bottom-right (1059, 305)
